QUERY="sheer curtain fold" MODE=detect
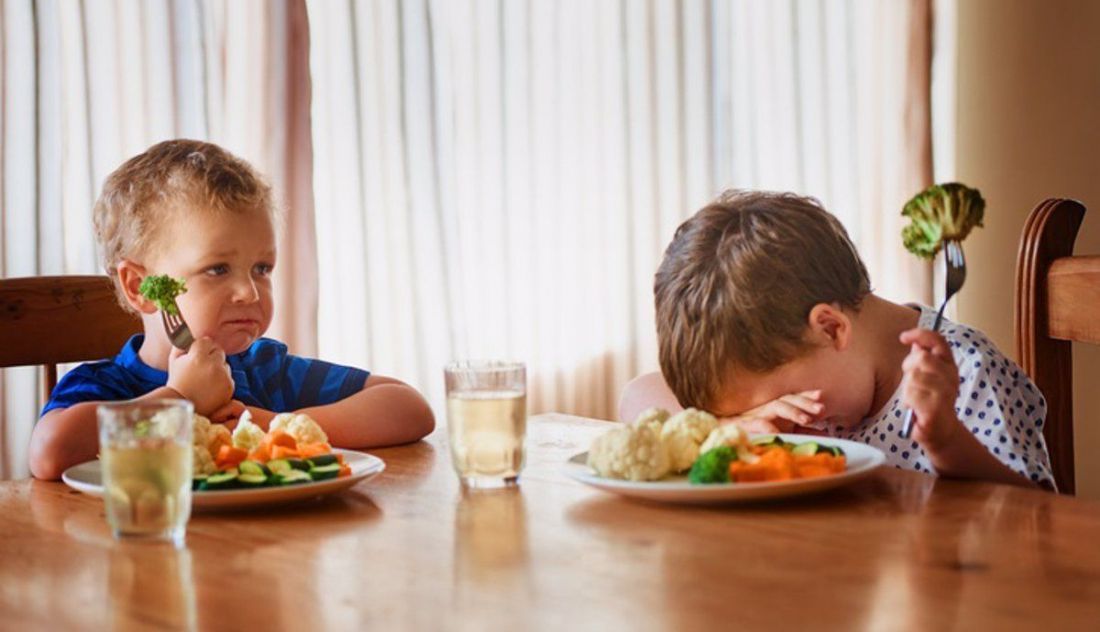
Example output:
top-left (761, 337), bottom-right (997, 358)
top-left (308, 0), bottom-right (934, 421)
top-left (0, 0), bottom-right (314, 479)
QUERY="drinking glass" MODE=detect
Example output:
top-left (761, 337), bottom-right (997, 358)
top-left (98, 399), bottom-right (194, 546)
top-left (444, 361), bottom-right (527, 488)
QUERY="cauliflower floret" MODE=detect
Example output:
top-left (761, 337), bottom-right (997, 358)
top-left (586, 423), bottom-right (670, 481)
top-left (699, 423), bottom-right (758, 463)
top-left (231, 410), bottom-right (266, 453)
top-left (269, 413), bottom-right (329, 445)
top-left (192, 444), bottom-right (218, 476)
top-left (632, 406), bottom-right (671, 434)
top-left (190, 414), bottom-right (229, 473)
top-left (660, 408), bottom-right (718, 472)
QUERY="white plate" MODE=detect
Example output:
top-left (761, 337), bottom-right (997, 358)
top-left (62, 448), bottom-right (385, 510)
top-left (563, 434), bottom-right (885, 504)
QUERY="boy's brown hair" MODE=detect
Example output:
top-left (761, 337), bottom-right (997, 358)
top-left (93, 139), bottom-right (273, 310)
top-left (654, 190), bottom-right (871, 409)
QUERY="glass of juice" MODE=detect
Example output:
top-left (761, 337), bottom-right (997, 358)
top-left (98, 399), bottom-right (194, 546)
top-left (444, 361), bottom-right (526, 488)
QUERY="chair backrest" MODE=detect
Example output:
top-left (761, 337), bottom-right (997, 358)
top-left (1014, 198), bottom-right (1096, 495)
top-left (0, 275), bottom-right (142, 402)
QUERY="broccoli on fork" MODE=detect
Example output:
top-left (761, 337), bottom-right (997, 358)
top-left (138, 274), bottom-right (187, 314)
top-left (901, 182), bottom-right (985, 259)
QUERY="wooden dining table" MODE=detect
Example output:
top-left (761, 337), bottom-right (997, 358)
top-left (3, 413), bottom-right (1099, 630)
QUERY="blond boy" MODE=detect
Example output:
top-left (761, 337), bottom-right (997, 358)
top-left (621, 190), bottom-right (1053, 488)
top-left (30, 140), bottom-right (434, 479)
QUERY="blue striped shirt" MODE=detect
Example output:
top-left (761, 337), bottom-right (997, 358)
top-left (41, 335), bottom-right (369, 416)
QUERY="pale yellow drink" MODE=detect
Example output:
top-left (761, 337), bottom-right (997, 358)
top-left (447, 390), bottom-right (526, 486)
top-left (102, 439), bottom-right (192, 539)
top-left (98, 399), bottom-right (193, 545)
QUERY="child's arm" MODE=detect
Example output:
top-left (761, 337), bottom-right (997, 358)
top-left (30, 386), bottom-right (183, 480)
top-left (618, 371), bottom-right (823, 433)
top-left (242, 375), bottom-right (435, 448)
top-left (29, 337), bottom-right (236, 480)
top-left (900, 328), bottom-right (1038, 488)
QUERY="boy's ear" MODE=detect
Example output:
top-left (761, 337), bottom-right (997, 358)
top-left (806, 303), bottom-right (852, 351)
top-left (116, 260), bottom-right (157, 314)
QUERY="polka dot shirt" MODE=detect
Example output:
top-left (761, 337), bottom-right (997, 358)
top-left (827, 305), bottom-right (1055, 488)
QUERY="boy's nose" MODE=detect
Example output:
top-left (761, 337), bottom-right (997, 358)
top-left (231, 277), bottom-right (260, 303)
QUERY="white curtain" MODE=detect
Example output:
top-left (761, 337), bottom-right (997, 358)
top-left (308, 0), bottom-right (933, 420)
top-left (0, 0), bottom-right (314, 479)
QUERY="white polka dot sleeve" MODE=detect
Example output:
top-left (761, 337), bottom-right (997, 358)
top-left (946, 325), bottom-right (1056, 489)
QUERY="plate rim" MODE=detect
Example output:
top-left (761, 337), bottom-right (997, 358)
top-left (562, 433), bottom-right (886, 503)
top-left (62, 447), bottom-right (385, 508)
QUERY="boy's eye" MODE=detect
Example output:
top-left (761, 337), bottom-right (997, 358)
top-left (253, 263), bottom-right (274, 276)
top-left (205, 264), bottom-right (229, 276)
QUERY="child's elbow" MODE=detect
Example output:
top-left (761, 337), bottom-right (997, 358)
top-left (405, 393), bottom-right (436, 441)
top-left (28, 428), bottom-right (65, 481)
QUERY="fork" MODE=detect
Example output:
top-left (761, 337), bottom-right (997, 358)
top-left (161, 300), bottom-right (195, 351)
top-left (900, 239), bottom-right (967, 438)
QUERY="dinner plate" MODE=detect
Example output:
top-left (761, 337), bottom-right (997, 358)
top-left (62, 448), bottom-right (385, 510)
top-left (563, 434), bottom-right (885, 504)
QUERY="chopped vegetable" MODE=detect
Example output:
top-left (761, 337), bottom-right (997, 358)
top-left (688, 446), bottom-right (737, 484)
top-left (901, 182), bottom-right (985, 259)
top-left (138, 274), bottom-right (188, 314)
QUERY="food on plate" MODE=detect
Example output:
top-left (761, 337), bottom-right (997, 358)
top-left (586, 420), bottom-right (671, 482)
top-left (585, 407), bottom-right (848, 484)
top-left (688, 446), bottom-right (737, 484)
top-left (269, 412), bottom-right (329, 445)
top-left (231, 411), bottom-right (266, 452)
top-left (189, 411), bottom-right (349, 490)
top-left (138, 274), bottom-right (188, 313)
top-left (660, 408), bottom-right (718, 472)
top-left (901, 182), bottom-right (985, 259)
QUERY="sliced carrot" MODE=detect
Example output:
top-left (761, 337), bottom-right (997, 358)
top-left (267, 430), bottom-right (298, 450)
top-left (215, 445), bottom-right (248, 469)
top-left (270, 445), bottom-right (300, 460)
top-left (296, 442), bottom-right (331, 458)
top-left (248, 443), bottom-right (271, 463)
top-left (338, 463), bottom-right (352, 478)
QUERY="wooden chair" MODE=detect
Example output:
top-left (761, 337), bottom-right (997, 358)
top-left (1015, 198), bottom-right (1097, 495)
top-left (0, 276), bottom-right (142, 402)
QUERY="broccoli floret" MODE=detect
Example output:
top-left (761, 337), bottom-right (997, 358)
top-left (901, 182), bottom-right (985, 259)
top-left (138, 274), bottom-right (187, 314)
top-left (688, 446), bottom-right (737, 484)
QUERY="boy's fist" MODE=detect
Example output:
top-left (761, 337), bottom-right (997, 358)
top-left (719, 390), bottom-right (824, 434)
top-left (900, 328), bottom-right (963, 454)
top-left (167, 337), bottom-right (234, 417)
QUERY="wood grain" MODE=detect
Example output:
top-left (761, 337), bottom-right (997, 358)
top-left (1014, 198), bottom-right (1087, 494)
top-left (0, 275), bottom-right (142, 401)
top-left (2, 414), bottom-right (1099, 630)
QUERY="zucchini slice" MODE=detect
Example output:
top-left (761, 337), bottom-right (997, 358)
top-left (306, 454), bottom-right (339, 467)
top-left (276, 470), bottom-right (312, 485)
top-left (790, 442), bottom-right (819, 456)
top-left (286, 458), bottom-right (311, 471)
top-left (200, 469), bottom-right (240, 490)
top-left (238, 460), bottom-right (270, 477)
top-left (308, 463), bottom-right (341, 481)
top-left (238, 473), bottom-right (269, 487)
top-left (267, 459), bottom-right (292, 475)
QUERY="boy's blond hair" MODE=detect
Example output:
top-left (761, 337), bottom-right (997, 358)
top-left (654, 190), bottom-right (871, 409)
top-left (93, 139), bottom-right (273, 310)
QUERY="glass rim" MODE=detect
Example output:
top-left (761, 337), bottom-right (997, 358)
top-left (97, 398), bottom-right (194, 412)
top-left (444, 360), bottom-right (525, 373)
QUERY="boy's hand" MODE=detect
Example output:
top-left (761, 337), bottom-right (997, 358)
top-left (167, 337), bottom-right (234, 417)
top-left (209, 399), bottom-right (246, 430)
top-left (719, 390), bottom-right (824, 434)
top-left (900, 328), bottom-right (964, 456)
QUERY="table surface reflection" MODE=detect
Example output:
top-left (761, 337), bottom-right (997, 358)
top-left (2, 413), bottom-right (1099, 630)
